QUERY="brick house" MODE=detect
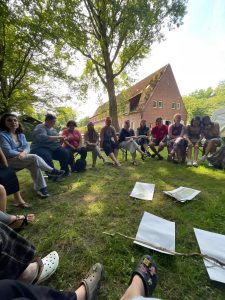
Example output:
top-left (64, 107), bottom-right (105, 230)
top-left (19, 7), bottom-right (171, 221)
top-left (90, 64), bottom-right (187, 131)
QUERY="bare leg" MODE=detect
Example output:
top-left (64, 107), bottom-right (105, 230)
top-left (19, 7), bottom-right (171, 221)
top-left (194, 145), bottom-right (199, 161)
top-left (75, 285), bottom-right (86, 300)
top-left (149, 142), bottom-right (158, 155)
top-left (0, 185), bottom-right (7, 212)
top-left (109, 153), bottom-right (121, 166)
top-left (18, 262), bottom-right (39, 283)
top-left (121, 275), bottom-right (145, 300)
top-left (187, 145), bottom-right (193, 160)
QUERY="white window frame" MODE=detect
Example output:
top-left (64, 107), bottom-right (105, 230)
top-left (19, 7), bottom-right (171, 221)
top-left (158, 101), bottom-right (163, 108)
top-left (177, 103), bottom-right (180, 110)
top-left (172, 102), bottom-right (176, 109)
top-left (153, 100), bottom-right (157, 108)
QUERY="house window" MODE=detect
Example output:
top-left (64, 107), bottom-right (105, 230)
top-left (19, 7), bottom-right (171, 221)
top-left (153, 100), bottom-right (157, 108)
top-left (172, 102), bottom-right (176, 109)
top-left (158, 101), bottom-right (163, 108)
top-left (177, 103), bottom-right (180, 110)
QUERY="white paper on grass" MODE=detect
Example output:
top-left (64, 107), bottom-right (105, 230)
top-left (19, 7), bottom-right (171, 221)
top-left (194, 228), bottom-right (225, 283)
top-left (130, 182), bottom-right (155, 201)
top-left (134, 211), bottom-right (175, 255)
top-left (163, 186), bottom-right (201, 202)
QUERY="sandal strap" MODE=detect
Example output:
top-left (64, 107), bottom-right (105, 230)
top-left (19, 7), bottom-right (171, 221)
top-left (31, 258), bottom-right (44, 284)
top-left (129, 255), bottom-right (158, 297)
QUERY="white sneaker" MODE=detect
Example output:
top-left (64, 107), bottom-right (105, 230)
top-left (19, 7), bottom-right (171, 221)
top-left (193, 161), bottom-right (198, 167)
top-left (186, 160), bottom-right (192, 166)
top-left (208, 162), bottom-right (213, 167)
top-left (199, 155), bottom-right (206, 161)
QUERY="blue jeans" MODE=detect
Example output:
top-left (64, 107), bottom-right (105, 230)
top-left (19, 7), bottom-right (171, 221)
top-left (31, 147), bottom-right (70, 173)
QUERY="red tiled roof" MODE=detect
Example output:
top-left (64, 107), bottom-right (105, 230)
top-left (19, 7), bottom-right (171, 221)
top-left (92, 64), bottom-right (169, 117)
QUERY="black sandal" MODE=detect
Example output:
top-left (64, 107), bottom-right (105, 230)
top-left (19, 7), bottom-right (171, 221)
top-left (79, 263), bottom-right (103, 300)
top-left (129, 255), bottom-right (158, 297)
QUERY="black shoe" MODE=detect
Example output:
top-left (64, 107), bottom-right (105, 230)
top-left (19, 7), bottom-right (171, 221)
top-left (151, 154), bottom-right (157, 158)
top-left (49, 169), bottom-right (65, 177)
top-left (37, 187), bottom-right (50, 198)
top-left (157, 155), bottom-right (164, 160)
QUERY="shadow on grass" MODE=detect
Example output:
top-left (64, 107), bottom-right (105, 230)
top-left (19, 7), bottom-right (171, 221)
top-left (8, 152), bottom-right (225, 300)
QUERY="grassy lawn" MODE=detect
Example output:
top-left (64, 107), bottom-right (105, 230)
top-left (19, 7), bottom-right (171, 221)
top-left (7, 151), bottom-right (225, 300)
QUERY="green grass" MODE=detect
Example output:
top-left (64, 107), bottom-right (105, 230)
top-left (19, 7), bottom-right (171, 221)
top-left (7, 151), bottom-right (225, 300)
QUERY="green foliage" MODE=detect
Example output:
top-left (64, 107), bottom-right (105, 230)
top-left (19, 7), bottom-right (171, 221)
top-left (55, 106), bottom-right (77, 129)
top-left (0, 0), bottom-right (75, 114)
top-left (78, 116), bottom-right (90, 127)
top-left (183, 82), bottom-right (225, 122)
top-left (59, 0), bottom-right (187, 129)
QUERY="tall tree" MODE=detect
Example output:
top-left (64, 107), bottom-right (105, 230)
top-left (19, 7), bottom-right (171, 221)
top-left (60, 0), bottom-right (187, 130)
top-left (0, 0), bottom-right (71, 114)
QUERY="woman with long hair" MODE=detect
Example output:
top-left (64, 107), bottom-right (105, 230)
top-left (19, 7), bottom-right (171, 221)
top-left (0, 114), bottom-right (64, 198)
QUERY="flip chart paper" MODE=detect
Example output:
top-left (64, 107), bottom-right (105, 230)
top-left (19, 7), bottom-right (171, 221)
top-left (134, 211), bottom-right (175, 255)
top-left (163, 186), bottom-right (201, 202)
top-left (130, 182), bottom-right (155, 201)
top-left (194, 228), bottom-right (225, 283)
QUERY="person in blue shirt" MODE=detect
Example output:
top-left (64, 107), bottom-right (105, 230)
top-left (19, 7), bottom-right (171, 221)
top-left (0, 114), bottom-right (64, 198)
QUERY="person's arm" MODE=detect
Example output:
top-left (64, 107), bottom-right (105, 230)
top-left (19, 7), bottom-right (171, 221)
top-left (0, 147), bottom-right (8, 166)
top-left (168, 124), bottom-right (173, 139)
top-left (33, 126), bottom-right (63, 143)
top-left (214, 123), bottom-right (220, 137)
top-left (183, 126), bottom-right (192, 145)
top-left (0, 134), bottom-right (21, 158)
top-left (180, 125), bottom-right (185, 137)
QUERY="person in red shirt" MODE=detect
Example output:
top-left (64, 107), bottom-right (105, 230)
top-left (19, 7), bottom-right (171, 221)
top-left (62, 120), bottom-right (87, 172)
top-left (149, 117), bottom-right (168, 160)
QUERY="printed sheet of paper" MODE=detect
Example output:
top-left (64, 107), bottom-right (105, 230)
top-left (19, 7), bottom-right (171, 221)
top-left (130, 182), bottom-right (155, 201)
top-left (163, 186), bottom-right (201, 202)
top-left (194, 228), bottom-right (225, 283)
top-left (134, 211), bottom-right (175, 255)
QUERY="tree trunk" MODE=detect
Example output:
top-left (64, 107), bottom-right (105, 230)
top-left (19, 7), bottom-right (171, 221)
top-left (104, 53), bottom-right (120, 132)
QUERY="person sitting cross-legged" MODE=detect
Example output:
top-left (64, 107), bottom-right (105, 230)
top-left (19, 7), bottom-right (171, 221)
top-left (100, 117), bottom-right (121, 167)
top-left (84, 122), bottom-right (106, 169)
top-left (118, 120), bottom-right (146, 165)
top-left (149, 117), bottom-right (168, 160)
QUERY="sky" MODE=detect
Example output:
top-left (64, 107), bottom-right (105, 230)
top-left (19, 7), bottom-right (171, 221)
top-left (73, 0), bottom-right (225, 119)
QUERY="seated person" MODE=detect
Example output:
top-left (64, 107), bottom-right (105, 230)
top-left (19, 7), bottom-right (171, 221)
top-left (167, 113), bottom-right (187, 163)
top-left (118, 120), bottom-right (146, 165)
top-left (0, 221), bottom-right (58, 284)
top-left (207, 144), bottom-right (225, 169)
top-left (0, 114), bottom-right (64, 198)
top-left (184, 116), bottom-right (202, 167)
top-left (0, 147), bottom-right (31, 208)
top-left (0, 255), bottom-right (157, 300)
top-left (100, 117), bottom-right (121, 167)
top-left (30, 113), bottom-right (70, 177)
top-left (62, 120), bottom-right (87, 172)
top-left (137, 120), bottom-right (151, 157)
top-left (200, 116), bottom-right (221, 164)
top-left (0, 184), bottom-right (34, 230)
top-left (84, 122), bottom-right (105, 168)
top-left (149, 117), bottom-right (168, 160)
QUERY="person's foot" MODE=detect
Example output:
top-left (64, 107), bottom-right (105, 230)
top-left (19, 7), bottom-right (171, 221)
top-left (9, 214), bottom-right (35, 230)
top-left (186, 160), bottom-right (192, 166)
top-left (37, 187), bottom-right (49, 198)
top-left (63, 171), bottom-right (72, 177)
top-left (129, 255), bottom-right (158, 297)
top-left (12, 201), bottom-right (32, 208)
top-left (193, 160), bottom-right (198, 167)
top-left (48, 168), bottom-right (65, 177)
top-left (199, 155), bottom-right (206, 162)
top-left (131, 160), bottom-right (138, 166)
top-left (151, 153), bottom-right (157, 158)
top-left (208, 162), bottom-right (213, 167)
top-left (79, 263), bottom-right (103, 300)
